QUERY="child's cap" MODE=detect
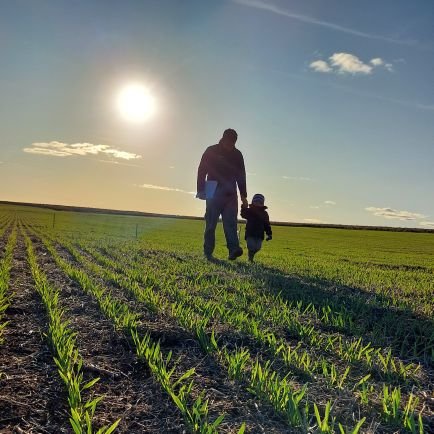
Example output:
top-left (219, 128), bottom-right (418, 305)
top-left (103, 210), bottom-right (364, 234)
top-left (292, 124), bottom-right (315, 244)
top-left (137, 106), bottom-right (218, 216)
top-left (252, 193), bottom-right (265, 206)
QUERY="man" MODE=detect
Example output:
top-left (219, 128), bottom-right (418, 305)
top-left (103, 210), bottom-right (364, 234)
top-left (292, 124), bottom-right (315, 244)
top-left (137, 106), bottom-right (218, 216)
top-left (197, 128), bottom-right (248, 261)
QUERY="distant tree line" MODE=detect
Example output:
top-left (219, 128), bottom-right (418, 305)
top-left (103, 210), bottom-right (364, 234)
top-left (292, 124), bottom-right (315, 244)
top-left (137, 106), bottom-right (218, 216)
top-left (1, 200), bottom-right (432, 234)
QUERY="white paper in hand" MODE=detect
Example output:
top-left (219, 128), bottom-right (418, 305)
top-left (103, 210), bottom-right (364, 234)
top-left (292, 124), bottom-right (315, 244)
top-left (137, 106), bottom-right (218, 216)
top-left (205, 180), bottom-right (217, 199)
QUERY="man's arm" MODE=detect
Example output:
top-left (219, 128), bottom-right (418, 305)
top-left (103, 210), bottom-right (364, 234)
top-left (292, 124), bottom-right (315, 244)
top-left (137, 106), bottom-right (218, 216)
top-left (197, 148), bottom-right (210, 196)
top-left (236, 151), bottom-right (248, 206)
top-left (240, 205), bottom-right (250, 219)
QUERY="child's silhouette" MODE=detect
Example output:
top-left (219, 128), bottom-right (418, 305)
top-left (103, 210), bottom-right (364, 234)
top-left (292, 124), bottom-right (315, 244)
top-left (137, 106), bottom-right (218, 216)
top-left (241, 194), bottom-right (272, 262)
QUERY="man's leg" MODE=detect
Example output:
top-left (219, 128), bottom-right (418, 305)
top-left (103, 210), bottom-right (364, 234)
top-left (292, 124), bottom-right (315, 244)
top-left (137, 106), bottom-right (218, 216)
top-left (204, 198), bottom-right (221, 258)
top-left (222, 196), bottom-right (242, 258)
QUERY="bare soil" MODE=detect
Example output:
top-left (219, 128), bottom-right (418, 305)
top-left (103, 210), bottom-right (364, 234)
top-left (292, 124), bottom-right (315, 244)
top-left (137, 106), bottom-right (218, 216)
top-left (0, 233), bottom-right (68, 433)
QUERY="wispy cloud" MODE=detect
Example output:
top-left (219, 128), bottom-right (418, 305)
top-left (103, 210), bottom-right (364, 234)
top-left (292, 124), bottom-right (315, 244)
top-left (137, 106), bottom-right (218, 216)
top-left (310, 53), bottom-right (393, 75)
top-left (282, 175), bottom-right (313, 181)
top-left (233, 0), bottom-right (416, 46)
top-left (323, 80), bottom-right (434, 112)
top-left (23, 141), bottom-right (141, 160)
top-left (420, 221), bottom-right (434, 228)
top-left (366, 207), bottom-right (426, 221)
top-left (309, 200), bottom-right (336, 209)
top-left (137, 183), bottom-right (195, 195)
top-left (304, 218), bottom-right (327, 224)
top-left (98, 159), bottom-right (141, 168)
top-left (413, 102), bottom-right (434, 111)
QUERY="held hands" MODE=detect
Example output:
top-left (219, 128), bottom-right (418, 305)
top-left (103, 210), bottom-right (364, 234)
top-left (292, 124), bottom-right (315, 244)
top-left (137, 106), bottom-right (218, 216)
top-left (241, 196), bottom-right (248, 208)
top-left (196, 191), bottom-right (206, 200)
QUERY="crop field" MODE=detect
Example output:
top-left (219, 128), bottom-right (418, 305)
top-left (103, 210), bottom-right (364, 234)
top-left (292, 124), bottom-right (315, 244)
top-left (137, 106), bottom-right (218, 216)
top-left (0, 203), bottom-right (433, 433)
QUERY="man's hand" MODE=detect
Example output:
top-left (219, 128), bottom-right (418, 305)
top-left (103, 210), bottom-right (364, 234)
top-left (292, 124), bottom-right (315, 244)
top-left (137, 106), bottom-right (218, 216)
top-left (241, 196), bottom-right (248, 208)
top-left (196, 191), bottom-right (206, 200)
top-left (266, 235), bottom-right (272, 241)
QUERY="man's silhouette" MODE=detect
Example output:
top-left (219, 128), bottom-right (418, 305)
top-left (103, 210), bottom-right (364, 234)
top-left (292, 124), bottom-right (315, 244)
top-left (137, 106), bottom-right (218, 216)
top-left (197, 128), bottom-right (248, 260)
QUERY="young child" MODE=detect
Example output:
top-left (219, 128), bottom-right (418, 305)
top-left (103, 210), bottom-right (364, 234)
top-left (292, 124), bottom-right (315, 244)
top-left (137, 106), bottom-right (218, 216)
top-left (240, 194), bottom-right (272, 262)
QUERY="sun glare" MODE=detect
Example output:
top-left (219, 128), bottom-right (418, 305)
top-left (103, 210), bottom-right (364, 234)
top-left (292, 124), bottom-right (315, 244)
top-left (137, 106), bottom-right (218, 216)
top-left (117, 83), bottom-right (155, 122)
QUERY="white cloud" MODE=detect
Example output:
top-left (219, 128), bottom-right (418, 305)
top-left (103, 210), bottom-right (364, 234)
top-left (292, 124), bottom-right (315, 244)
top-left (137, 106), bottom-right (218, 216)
top-left (310, 205), bottom-right (320, 209)
top-left (420, 221), bottom-right (434, 228)
top-left (330, 53), bottom-right (373, 74)
top-left (103, 148), bottom-right (140, 160)
top-left (304, 218), bottom-right (326, 224)
top-left (365, 207), bottom-right (426, 221)
top-left (324, 200), bottom-right (336, 205)
top-left (370, 57), bottom-right (393, 71)
top-left (137, 183), bottom-right (195, 195)
top-left (23, 141), bottom-right (141, 160)
top-left (310, 53), bottom-right (393, 75)
top-left (370, 58), bottom-right (383, 66)
top-left (309, 60), bottom-right (332, 73)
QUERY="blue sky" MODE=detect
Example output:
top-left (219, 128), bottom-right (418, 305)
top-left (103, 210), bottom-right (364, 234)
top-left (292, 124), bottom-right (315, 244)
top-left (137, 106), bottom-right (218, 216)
top-left (1, 0), bottom-right (433, 227)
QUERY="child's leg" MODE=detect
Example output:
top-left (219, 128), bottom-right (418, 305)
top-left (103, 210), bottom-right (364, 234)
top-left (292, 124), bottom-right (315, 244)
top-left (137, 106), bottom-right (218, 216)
top-left (246, 237), bottom-right (262, 261)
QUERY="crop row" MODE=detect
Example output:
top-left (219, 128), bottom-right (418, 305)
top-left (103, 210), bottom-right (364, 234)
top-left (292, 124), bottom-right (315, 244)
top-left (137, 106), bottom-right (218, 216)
top-left (75, 237), bottom-right (422, 385)
top-left (22, 227), bottom-right (120, 434)
top-left (25, 224), bottom-right (362, 432)
top-left (24, 225), bottom-right (236, 434)
top-left (0, 217), bottom-right (12, 239)
top-left (248, 237), bottom-right (434, 316)
top-left (0, 224), bottom-right (17, 343)
top-left (123, 239), bottom-right (433, 366)
top-left (68, 235), bottom-right (427, 433)
top-left (25, 222), bottom-right (429, 433)
top-left (27, 225), bottom-right (424, 433)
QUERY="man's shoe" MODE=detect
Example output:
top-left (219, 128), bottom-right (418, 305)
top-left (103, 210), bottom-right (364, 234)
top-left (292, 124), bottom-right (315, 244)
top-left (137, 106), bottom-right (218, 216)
top-left (228, 247), bottom-right (243, 260)
top-left (205, 253), bottom-right (216, 262)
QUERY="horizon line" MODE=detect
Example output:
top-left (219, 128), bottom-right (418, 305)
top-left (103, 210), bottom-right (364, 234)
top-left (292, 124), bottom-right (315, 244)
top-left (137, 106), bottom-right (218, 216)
top-left (1, 199), bottom-right (433, 234)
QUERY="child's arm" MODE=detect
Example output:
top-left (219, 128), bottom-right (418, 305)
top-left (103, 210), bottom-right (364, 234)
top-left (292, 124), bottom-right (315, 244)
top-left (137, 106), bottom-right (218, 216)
top-left (264, 211), bottom-right (272, 240)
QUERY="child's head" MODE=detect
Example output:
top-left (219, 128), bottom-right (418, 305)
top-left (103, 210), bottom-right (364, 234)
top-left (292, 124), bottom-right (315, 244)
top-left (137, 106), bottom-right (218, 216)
top-left (251, 193), bottom-right (265, 207)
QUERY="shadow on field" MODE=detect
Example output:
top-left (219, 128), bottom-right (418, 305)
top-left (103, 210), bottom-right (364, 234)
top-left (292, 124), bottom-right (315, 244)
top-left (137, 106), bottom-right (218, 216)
top-left (215, 260), bottom-right (434, 367)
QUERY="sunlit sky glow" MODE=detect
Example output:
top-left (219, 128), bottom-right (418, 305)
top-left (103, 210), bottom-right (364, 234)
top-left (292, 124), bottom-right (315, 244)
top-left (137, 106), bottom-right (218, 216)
top-left (117, 84), bottom-right (156, 123)
top-left (1, 0), bottom-right (433, 228)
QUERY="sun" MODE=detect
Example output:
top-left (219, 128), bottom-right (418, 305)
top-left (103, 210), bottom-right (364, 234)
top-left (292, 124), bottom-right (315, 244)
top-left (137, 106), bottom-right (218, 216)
top-left (117, 83), bottom-right (156, 122)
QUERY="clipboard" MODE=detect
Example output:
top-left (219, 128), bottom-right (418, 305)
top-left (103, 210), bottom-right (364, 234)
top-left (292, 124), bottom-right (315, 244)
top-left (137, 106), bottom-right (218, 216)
top-left (205, 180), bottom-right (218, 199)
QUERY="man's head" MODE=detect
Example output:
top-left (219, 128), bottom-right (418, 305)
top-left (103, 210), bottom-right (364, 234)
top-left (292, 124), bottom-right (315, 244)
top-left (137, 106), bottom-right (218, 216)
top-left (219, 128), bottom-right (238, 150)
